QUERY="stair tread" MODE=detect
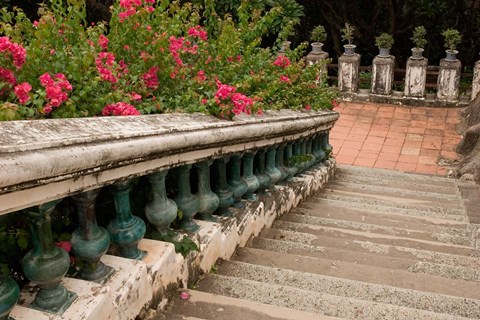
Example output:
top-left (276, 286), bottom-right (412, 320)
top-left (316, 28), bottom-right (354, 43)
top-left (159, 289), bottom-right (336, 320)
top-left (283, 212), bottom-right (474, 246)
top-left (249, 237), bottom-right (480, 282)
top-left (231, 246), bottom-right (480, 300)
top-left (197, 273), bottom-right (473, 320)
top-left (213, 259), bottom-right (480, 318)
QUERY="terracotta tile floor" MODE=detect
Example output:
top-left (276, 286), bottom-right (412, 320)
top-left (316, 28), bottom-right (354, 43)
top-left (330, 102), bottom-right (462, 176)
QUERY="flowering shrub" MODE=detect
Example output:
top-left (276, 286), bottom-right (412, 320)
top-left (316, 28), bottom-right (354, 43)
top-left (0, 0), bottom-right (337, 121)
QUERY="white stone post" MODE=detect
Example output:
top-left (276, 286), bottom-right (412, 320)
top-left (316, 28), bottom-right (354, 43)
top-left (338, 53), bottom-right (360, 93)
top-left (436, 58), bottom-right (461, 102)
top-left (371, 55), bottom-right (395, 95)
top-left (471, 60), bottom-right (480, 101)
top-left (405, 57), bottom-right (428, 99)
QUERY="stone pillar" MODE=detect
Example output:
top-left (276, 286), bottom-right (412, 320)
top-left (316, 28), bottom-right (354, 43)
top-left (436, 58), bottom-right (461, 102)
top-left (371, 54), bottom-right (395, 95)
top-left (405, 56), bottom-right (428, 99)
top-left (338, 53), bottom-right (361, 93)
top-left (471, 60), bottom-right (480, 101)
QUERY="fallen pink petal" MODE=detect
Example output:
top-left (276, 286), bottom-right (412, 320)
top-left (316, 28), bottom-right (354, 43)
top-left (179, 291), bottom-right (190, 300)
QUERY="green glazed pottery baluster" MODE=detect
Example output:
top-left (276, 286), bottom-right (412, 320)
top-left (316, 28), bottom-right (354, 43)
top-left (275, 143), bottom-right (289, 181)
top-left (242, 151), bottom-right (260, 201)
top-left (313, 134), bottom-right (326, 163)
top-left (107, 181), bottom-right (146, 260)
top-left (22, 199), bottom-right (77, 314)
top-left (212, 158), bottom-right (234, 217)
top-left (255, 149), bottom-right (271, 193)
top-left (265, 146), bottom-right (282, 185)
top-left (72, 190), bottom-right (114, 282)
top-left (145, 170), bottom-right (178, 234)
top-left (0, 275), bottom-right (19, 320)
top-left (306, 137), bottom-right (316, 168)
top-left (284, 142), bottom-right (298, 180)
top-left (228, 154), bottom-right (248, 208)
top-left (195, 161), bottom-right (219, 221)
top-left (324, 132), bottom-right (333, 157)
top-left (174, 165), bottom-right (200, 232)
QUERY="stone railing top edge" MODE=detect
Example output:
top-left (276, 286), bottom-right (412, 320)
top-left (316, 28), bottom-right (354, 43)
top-left (0, 110), bottom-right (338, 194)
top-left (0, 110), bottom-right (336, 153)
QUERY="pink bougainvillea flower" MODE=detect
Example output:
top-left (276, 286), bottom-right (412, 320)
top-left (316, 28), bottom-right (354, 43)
top-left (98, 35), bottom-right (109, 50)
top-left (55, 241), bottom-right (72, 253)
top-left (273, 55), bottom-right (290, 68)
top-left (187, 25), bottom-right (208, 41)
top-left (0, 67), bottom-right (16, 85)
top-left (102, 102), bottom-right (140, 116)
top-left (129, 92), bottom-right (142, 101)
top-left (279, 75), bottom-right (291, 83)
top-left (39, 73), bottom-right (54, 86)
top-left (304, 105), bottom-right (312, 111)
top-left (0, 37), bottom-right (27, 69)
top-left (331, 100), bottom-right (340, 109)
top-left (180, 291), bottom-right (190, 300)
top-left (39, 72), bottom-right (72, 109)
top-left (142, 66), bottom-right (159, 89)
top-left (257, 108), bottom-right (263, 116)
top-left (13, 82), bottom-right (32, 104)
top-left (196, 70), bottom-right (206, 82)
top-left (214, 80), bottom-right (236, 100)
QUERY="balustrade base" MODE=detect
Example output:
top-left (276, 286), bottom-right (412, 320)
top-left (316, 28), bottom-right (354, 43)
top-left (11, 278), bottom-right (111, 320)
top-left (9, 159), bottom-right (337, 320)
top-left (340, 92), bottom-right (469, 107)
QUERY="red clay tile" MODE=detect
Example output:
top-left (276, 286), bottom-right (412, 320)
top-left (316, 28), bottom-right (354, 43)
top-left (381, 145), bottom-right (403, 154)
top-left (389, 126), bottom-right (408, 133)
top-left (349, 134), bottom-right (368, 142)
top-left (378, 152), bottom-right (401, 162)
top-left (335, 154), bottom-right (356, 165)
top-left (426, 122), bottom-right (446, 130)
top-left (377, 111), bottom-right (394, 118)
top-left (411, 114), bottom-right (428, 121)
top-left (420, 149), bottom-right (440, 157)
top-left (395, 162), bottom-right (417, 172)
top-left (354, 157), bottom-right (376, 167)
top-left (339, 141), bottom-right (362, 152)
top-left (447, 109), bottom-right (460, 117)
top-left (405, 133), bottom-right (423, 141)
top-left (422, 141), bottom-right (441, 150)
top-left (411, 108), bottom-right (427, 115)
top-left (384, 138), bottom-right (404, 147)
top-left (415, 164), bottom-right (438, 174)
top-left (362, 143), bottom-right (383, 152)
top-left (374, 118), bottom-right (393, 125)
top-left (424, 128), bottom-right (444, 136)
top-left (440, 150), bottom-right (458, 159)
top-left (393, 113), bottom-right (411, 121)
top-left (409, 121), bottom-right (427, 128)
top-left (362, 105), bottom-right (380, 111)
top-left (398, 155), bottom-right (419, 164)
top-left (418, 156), bottom-right (438, 165)
top-left (374, 160), bottom-right (397, 169)
top-left (394, 107), bottom-right (411, 114)
top-left (437, 167), bottom-right (447, 175)
top-left (365, 136), bottom-right (385, 144)
top-left (391, 119), bottom-right (410, 126)
top-left (443, 136), bottom-right (461, 144)
top-left (423, 135), bottom-right (443, 143)
top-left (401, 147), bottom-right (421, 156)
top-left (407, 127), bottom-right (426, 134)
top-left (403, 140), bottom-right (422, 148)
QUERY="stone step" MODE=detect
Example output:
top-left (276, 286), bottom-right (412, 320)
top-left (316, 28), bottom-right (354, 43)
top-left (156, 290), bottom-right (333, 320)
top-left (249, 237), bottom-right (480, 283)
top-left (326, 180), bottom-right (461, 204)
top-left (332, 174), bottom-right (459, 195)
top-left (336, 164), bottom-right (458, 188)
top-left (312, 193), bottom-right (467, 222)
top-left (214, 259), bottom-right (480, 319)
top-left (317, 188), bottom-right (464, 212)
top-left (284, 212), bottom-right (474, 246)
top-left (297, 202), bottom-right (468, 231)
top-left (231, 247), bottom-right (480, 300)
top-left (196, 273), bottom-right (473, 320)
top-left (269, 221), bottom-right (479, 257)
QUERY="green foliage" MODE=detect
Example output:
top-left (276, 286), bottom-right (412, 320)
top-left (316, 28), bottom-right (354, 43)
top-left (287, 154), bottom-right (313, 166)
top-left (341, 23), bottom-right (354, 45)
top-left (411, 26), bottom-right (427, 48)
top-left (310, 25), bottom-right (326, 43)
top-left (149, 229), bottom-right (199, 258)
top-left (359, 71), bottom-right (371, 89)
top-left (375, 33), bottom-right (394, 49)
top-left (442, 28), bottom-right (462, 51)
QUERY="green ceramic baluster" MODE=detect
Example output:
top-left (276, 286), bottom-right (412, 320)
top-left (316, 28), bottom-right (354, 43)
top-left (212, 158), bottom-right (234, 217)
top-left (242, 151), bottom-right (260, 201)
top-left (255, 149), bottom-right (271, 193)
top-left (71, 190), bottom-right (113, 282)
top-left (107, 181), bottom-right (146, 260)
top-left (314, 134), bottom-right (326, 163)
top-left (0, 275), bottom-right (19, 320)
top-left (324, 132), bottom-right (333, 158)
top-left (174, 165), bottom-right (200, 232)
top-left (22, 200), bottom-right (77, 314)
top-left (195, 161), bottom-right (219, 221)
top-left (265, 146), bottom-right (282, 185)
top-left (145, 170), bottom-right (178, 234)
top-left (276, 143), bottom-right (289, 181)
top-left (284, 142), bottom-right (298, 180)
top-left (228, 154), bottom-right (248, 208)
top-left (306, 137), bottom-right (316, 168)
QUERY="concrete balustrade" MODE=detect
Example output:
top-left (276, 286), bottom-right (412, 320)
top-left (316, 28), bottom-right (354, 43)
top-left (0, 110), bottom-right (338, 320)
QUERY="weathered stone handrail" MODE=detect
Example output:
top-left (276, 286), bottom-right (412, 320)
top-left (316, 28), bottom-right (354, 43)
top-left (0, 110), bottom-right (338, 215)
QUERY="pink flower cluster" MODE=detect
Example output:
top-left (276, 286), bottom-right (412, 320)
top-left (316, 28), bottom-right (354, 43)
top-left (39, 73), bottom-right (73, 113)
top-left (95, 52), bottom-right (118, 83)
top-left (279, 75), bottom-right (291, 83)
top-left (98, 35), bottom-right (109, 50)
top-left (187, 26), bottom-right (208, 41)
top-left (168, 36), bottom-right (199, 66)
top-left (0, 37), bottom-right (27, 69)
top-left (0, 67), bottom-right (16, 85)
top-left (142, 66), bottom-right (159, 89)
top-left (14, 82), bottom-right (32, 104)
top-left (102, 102), bottom-right (141, 116)
top-left (214, 81), bottom-right (254, 116)
top-left (118, 0), bottom-right (155, 21)
top-left (273, 55), bottom-right (290, 68)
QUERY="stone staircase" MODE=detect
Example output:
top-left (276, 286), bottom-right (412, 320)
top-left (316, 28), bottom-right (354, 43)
top-left (155, 165), bottom-right (480, 319)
